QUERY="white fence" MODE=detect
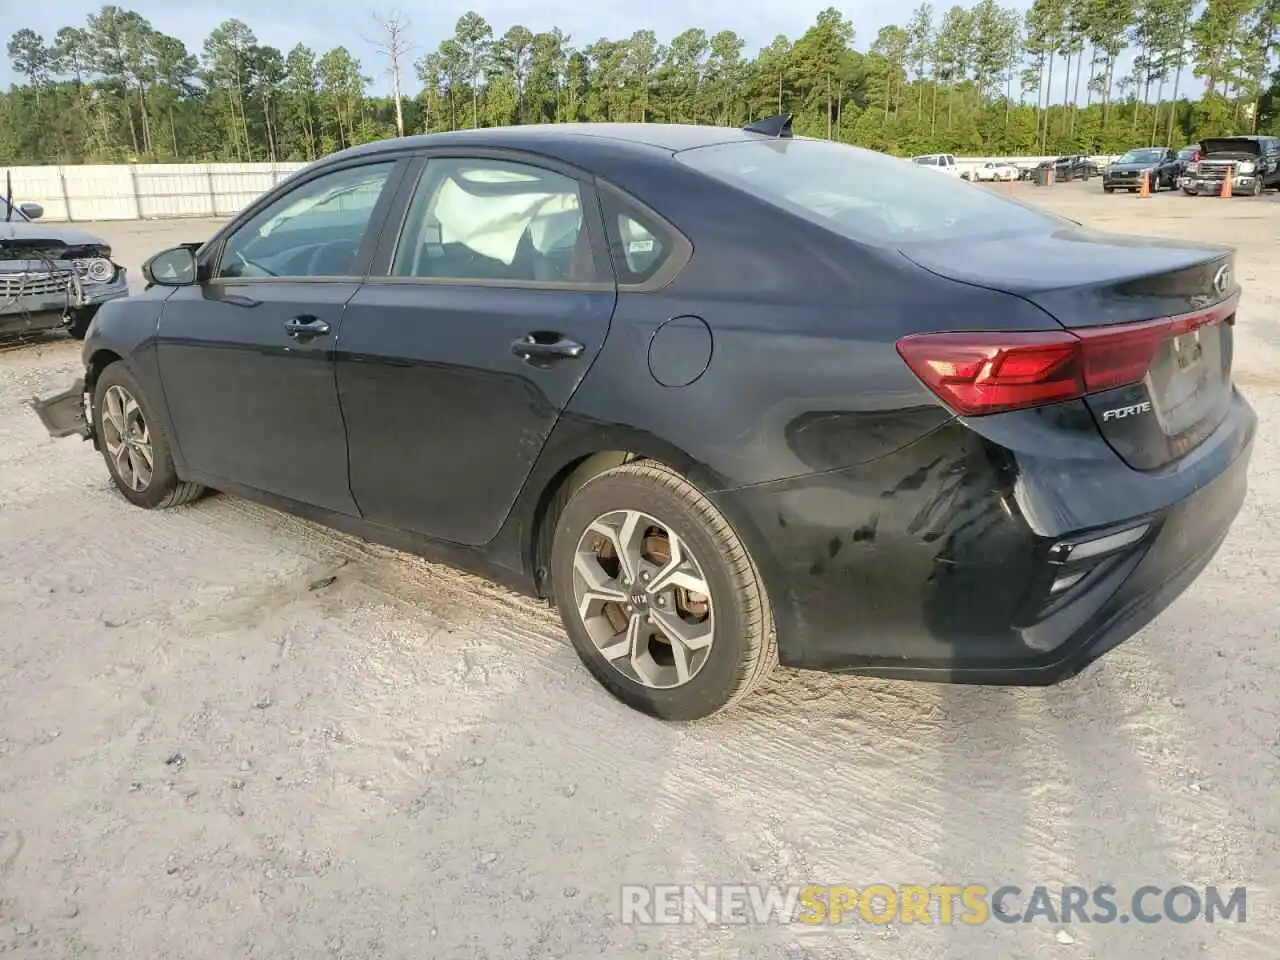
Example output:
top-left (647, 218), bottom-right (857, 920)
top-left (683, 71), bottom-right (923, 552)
top-left (2, 155), bottom-right (1118, 223)
top-left (2, 162), bottom-right (311, 222)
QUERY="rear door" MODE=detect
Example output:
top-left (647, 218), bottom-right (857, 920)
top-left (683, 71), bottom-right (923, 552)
top-left (334, 151), bottom-right (618, 546)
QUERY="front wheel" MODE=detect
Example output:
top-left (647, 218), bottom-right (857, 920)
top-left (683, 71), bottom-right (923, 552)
top-left (65, 306), bottom-right (97, 340)
top-left (1104, 186), bottom-right (1115, 193)
top-left (92, 363), bottom-right (206, 509)
top-left (1251, 179), bottom-right (1263, 197)
top-left (550, 461), bottom-right (776, 721)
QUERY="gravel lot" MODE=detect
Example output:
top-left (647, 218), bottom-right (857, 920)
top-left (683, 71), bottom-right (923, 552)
top-left (1, 184), bottom-right (1277, 959)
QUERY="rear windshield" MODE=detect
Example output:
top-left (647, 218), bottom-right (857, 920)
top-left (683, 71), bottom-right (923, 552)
top-left (678, 138), bottom-right (1061, 245)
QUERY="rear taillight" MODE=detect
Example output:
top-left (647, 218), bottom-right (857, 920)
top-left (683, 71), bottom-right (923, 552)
top-left (896, 293), bottom-right (1238, 417)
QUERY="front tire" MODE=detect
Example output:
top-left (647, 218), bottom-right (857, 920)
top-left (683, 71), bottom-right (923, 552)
top-left (65, 306), bottom-right (97, 340)
top-left (1104, 186), bottom-right (1115, 193)
top-left (550, 460), bottom-right (776, 721)
top-left (92, 363), bottom-right (205, 509)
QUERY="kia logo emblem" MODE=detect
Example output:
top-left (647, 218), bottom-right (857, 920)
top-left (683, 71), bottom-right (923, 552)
top-left (1213, 264), bottom-right (1231, 296)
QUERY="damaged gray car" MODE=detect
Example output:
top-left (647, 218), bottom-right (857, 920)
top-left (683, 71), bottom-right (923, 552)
top-left (1, 196), bottom-right (129, 339)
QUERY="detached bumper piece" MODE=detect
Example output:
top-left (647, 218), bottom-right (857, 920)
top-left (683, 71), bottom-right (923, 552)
top-left (31, 378), bottom-right (91, 440)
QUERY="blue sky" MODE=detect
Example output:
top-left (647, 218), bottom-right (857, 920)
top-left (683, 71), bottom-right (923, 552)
top-left (5, 0), bottom-right (1052, 96)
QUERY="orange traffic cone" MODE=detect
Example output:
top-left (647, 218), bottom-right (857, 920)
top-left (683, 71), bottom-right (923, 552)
top-left (1220, 170), bottom-right (1232, 198)
top-left (1139, 170), bottom-right (1151, 198)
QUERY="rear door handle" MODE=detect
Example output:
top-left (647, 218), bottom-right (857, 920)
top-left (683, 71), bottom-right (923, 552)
top-left (285, 315), bottom-right (331, 340)
top-left (510, 334), bottom-right (584, 363)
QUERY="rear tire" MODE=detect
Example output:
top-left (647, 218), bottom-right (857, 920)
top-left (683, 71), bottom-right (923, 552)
top-left (92, 363), bottom-right (206, 510)
top-left (550, 460), bottom-right (776, 721)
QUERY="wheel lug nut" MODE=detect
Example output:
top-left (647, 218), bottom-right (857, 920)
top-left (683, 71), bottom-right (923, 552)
top-left (640, 572), bottom-right (649, 582)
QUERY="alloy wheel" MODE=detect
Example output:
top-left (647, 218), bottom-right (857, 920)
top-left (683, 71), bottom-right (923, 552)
top-left (572, 509), bottom-right (715, 689)
top-left (101, 384), bottom-right (154, 491)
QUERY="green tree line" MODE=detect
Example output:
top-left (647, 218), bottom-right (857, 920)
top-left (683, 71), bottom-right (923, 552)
top-left (4, 0), bottom-right (1280, 165)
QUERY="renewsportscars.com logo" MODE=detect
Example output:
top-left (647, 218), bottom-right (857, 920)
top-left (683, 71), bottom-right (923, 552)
top-left (619, 884), bottom-right (1248, 927)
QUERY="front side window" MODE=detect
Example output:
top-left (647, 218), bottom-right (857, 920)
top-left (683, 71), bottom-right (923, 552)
top-left (216, 162), bottom-right (395, 280)
top-left (391, 158), bottom-right (593, 284)
top-left (679, 138), bottom-right (1064, 245)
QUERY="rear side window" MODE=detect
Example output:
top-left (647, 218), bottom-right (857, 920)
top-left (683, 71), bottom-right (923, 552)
top-left (679, 138), bottom-right (1063, 245)
top-left (391, 157), bottom-right (595, 284)
top-left (600, 191), bottom-right (677, 286)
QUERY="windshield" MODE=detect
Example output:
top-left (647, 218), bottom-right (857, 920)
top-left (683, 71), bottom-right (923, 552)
top-left (678, 138), bottom-right (1063, 245)
top-left (1118, 149), bottom-right (1165, 164)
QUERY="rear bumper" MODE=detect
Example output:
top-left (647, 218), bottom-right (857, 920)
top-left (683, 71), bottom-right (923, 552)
top-left (710, 389), bottom-right (1256, 683)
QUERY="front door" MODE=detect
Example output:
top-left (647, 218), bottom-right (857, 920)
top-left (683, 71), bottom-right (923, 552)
top-left (157, 159), bottom-right (403, 515)
top-left (335, 154), bottom-right (617, 546)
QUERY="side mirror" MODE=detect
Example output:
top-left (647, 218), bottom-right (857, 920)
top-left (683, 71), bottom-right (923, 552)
top-left (19, 202), bottom-right (43, 220)
top-left (142, 246), bottom-right (199, 287)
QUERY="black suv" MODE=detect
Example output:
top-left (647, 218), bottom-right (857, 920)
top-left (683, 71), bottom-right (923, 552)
top-left (1034, 155), bottom-right (1097, 181)
top-left (1103, 146), bottom-right (1183, 192)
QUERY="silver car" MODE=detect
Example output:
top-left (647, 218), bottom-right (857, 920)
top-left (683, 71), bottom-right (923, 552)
top-left (1, 198), bottom-right (129, 339)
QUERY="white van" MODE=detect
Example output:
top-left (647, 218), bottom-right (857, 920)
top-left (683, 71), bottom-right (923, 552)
top-left (911, 153), bottom-right (961, 177)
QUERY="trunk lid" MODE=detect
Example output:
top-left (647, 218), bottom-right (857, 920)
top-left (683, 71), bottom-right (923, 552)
top-left (900, 227), bottom-right (1238, 471)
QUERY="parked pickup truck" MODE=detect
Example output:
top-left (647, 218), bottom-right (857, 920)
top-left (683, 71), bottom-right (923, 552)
top-left (1179, 135), bottom-right (1280, 196)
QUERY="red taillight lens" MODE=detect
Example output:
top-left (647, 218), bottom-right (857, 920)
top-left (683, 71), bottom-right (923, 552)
top-left (896, 294), bottom-right (1237, 417)
top-left (895, 331), bottom-right (1084, 416)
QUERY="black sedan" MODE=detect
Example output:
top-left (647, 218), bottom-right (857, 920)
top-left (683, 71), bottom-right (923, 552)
top-left (33, 117), bottom-right (1256, 721)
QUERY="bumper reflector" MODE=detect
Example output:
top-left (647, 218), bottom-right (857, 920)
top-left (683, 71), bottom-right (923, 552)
top-left (1059, 523), bottom-right (1151, 562)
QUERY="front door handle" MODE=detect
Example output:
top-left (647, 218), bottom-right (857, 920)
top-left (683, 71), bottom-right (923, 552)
top-left (285, 315), bottom-right (331, 340)
top-left (510, 334), bottom-right (584, 363)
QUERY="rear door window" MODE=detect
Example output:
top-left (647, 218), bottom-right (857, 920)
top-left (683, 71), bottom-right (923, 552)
top-left (390, 157), bottom-right (597, 284)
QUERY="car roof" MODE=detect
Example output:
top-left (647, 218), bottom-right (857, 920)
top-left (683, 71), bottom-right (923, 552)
top-left (332, 123), bottom-right (770, 164)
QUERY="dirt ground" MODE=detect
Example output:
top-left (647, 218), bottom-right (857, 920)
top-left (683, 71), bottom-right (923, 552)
top-left (1, 185), bottom-right (1278, 960)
